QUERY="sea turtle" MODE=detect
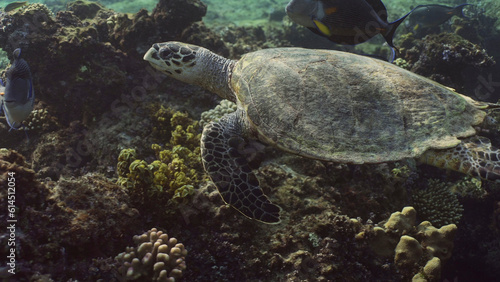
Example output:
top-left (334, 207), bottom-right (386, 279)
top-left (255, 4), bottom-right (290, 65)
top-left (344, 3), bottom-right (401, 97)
top-left (143, 42), bottom-right (500, 224)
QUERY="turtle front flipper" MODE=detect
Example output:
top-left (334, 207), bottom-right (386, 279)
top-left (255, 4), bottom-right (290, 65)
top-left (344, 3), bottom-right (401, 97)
top-left (201, 111), bottom-right (281, 224)
top-left (419, 136), bottom-right (500, 182)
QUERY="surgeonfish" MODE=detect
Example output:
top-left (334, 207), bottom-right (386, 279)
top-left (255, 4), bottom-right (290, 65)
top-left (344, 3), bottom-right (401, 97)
top-left (285, 0), bottom-right (412, 59)
top-left (0, 48), bottom-right (34, 130)
top-left (408, 4), bottom-right (471, 31)
top-left (3, 1), bottom-right (28, 13)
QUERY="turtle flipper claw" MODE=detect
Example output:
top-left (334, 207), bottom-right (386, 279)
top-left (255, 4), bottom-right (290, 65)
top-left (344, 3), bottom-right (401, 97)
top-left (201, 111), bottom-right (281, 224)
top-left (419, 136), bottom-right (500, 182)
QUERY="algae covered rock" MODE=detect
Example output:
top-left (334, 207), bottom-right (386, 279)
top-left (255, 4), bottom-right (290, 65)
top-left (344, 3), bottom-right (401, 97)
top-left (397, 32), bottom-right (495, 97)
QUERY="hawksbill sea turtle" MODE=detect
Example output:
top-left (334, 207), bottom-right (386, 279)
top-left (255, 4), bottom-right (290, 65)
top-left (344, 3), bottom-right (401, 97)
top-left (144, 41), bottom-right (500, 224)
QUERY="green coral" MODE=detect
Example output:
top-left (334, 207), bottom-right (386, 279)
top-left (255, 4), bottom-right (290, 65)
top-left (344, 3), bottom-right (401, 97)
top-left (117, 109), bottom-right (203, 209)
top-left (150, 105), bottom-right (201, 150)
top-left (151, 143), bottom-right (200, 202)
top-left (170, 111), bottom-right (201, 149)
top-left (151, 105), bottom-right (175, 140)
top-left (393, 58), bottom-right (410, 70)
top-left (391, 163), bottom-right (411, 178)
top-left (412, 179), bottom-right (464, 228)
top-left (450, 177), bottom-right (486, 198)
top-left (117, 148), bottom-right (138, 182)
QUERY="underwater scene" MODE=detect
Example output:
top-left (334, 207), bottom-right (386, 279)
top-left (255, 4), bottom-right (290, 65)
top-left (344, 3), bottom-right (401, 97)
top-left (0, 0), bottom-right (500, 281)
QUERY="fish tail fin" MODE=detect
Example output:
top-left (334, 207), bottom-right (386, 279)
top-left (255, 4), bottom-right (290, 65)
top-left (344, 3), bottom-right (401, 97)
top-left (454, 3), bottom-right (472, 19)
top-left (383, 11), bottom-right (412, 49)
top-left (389, 47), bottom-right (396, 63)
top-left (23, 125), bottom-right (30, 141)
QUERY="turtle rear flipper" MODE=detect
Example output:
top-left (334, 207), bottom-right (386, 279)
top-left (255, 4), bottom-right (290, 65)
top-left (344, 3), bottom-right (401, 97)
top-left (419, 136), bottom-right (500, 181)
top-left (201, 111), bottom-right (281, 224)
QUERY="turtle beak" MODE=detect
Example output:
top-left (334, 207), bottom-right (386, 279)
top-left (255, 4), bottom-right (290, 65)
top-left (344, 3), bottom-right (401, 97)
top-left (144, 46), bottom-right (168, 72)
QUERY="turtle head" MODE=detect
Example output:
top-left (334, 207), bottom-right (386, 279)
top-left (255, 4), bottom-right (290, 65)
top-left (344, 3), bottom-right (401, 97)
top-left (144, 41), bottom-right (236, 101)
top-left (144, 42), bottom-right (206, 84)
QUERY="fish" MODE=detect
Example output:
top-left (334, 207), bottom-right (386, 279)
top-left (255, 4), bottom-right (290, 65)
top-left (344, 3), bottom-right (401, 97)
top-left (285, 0), bottom-right (411, 58)
top-left (408, 4), bottom-right (471, 31)
top-left (0, 48), bottom-right (35, 130)
top-left (3, 1), bottom-right (28, 13)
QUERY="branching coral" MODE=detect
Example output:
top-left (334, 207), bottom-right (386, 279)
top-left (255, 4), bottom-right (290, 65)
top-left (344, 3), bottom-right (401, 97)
top-left (170, 111), bottom-right (200, 150)
top-left (116, 228), bottom-right (187, 281)
top-left (150, 105), bottom-right (201, 150)
top-left (412, 179), bottom-right (464, 228)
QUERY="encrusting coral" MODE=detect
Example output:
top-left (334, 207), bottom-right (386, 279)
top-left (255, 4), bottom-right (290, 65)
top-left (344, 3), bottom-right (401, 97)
top-left (366, 206), bottom-right (457, 281)
top-left (116, 228), bottom-right (188, 281)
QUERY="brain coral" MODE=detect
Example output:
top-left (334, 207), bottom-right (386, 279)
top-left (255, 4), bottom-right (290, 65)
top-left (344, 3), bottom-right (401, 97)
top-left (116, 228), bottom-right (188, 281)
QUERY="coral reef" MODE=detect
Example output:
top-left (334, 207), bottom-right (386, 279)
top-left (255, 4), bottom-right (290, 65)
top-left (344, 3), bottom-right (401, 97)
top-left (0, 0), bottom-right (231, 181)
top-left (29, 120), bottom-right (93, 179)
top-left (115, 228), bottom-right (187, 281)
top-left (0, 149), bottom-right (140, 280)
top-left (0, 2), bottom-right (129, 124)
top-left (397, 32), bottom-right (496, 97)
top-left (0, 0), bottom-right (226, 148)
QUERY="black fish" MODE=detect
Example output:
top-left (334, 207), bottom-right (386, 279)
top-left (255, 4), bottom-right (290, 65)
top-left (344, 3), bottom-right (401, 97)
top-left (0, 48), bottom-right (34, 130)
top-left (286, 0), bottom-right (411, 52)
top-left (408, 4), bottom-right (471, 30)
top-left (4, 1), bottom-right (27, 13)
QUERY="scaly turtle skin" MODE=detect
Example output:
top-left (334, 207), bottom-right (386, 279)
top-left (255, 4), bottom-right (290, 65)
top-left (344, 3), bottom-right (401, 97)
top-left (144, 42), bottom-right (500, 224)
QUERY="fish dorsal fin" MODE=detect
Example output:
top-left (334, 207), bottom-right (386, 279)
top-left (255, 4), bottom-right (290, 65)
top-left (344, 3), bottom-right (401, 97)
top-left (6, 57), bottom-right (31, 80)
top-left (364, 0), bottom-right (388, 22)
